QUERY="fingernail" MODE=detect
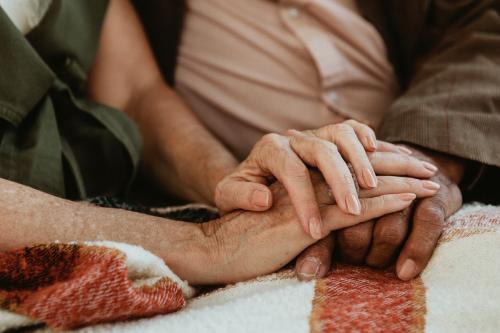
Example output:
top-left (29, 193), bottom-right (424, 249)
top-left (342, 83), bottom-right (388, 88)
top-left (252, 190), bottom-right (270, 208)
top-left (398, 147), bottom-right (413, 155)
top-left (367, 136), bottom-right (378, 150)
top-left (422, 162), bottom-right (438, 173)
top-left (309, 217), bottom-right (323, 240)
top-left (422, 180), bottom-right (441, 191)
top-left (398, 193), bottom-right (417, 201)
top-left (346, 194), bottom-right (361, 215)
top-left (362, 168), bottom-right (378, 188)
top-left (298, 257), bottom-right (321, 280)
top-left (398, 259), bottom-right (417, 281)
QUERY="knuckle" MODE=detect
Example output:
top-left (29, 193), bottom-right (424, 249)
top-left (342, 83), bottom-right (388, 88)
top-left (325, 142), bottom-right (339, 155)
top-left (364, 126), bottom-right (376, 137)
top-left (367, 151), bottom-right (379, 164)
top-left (404, 242), bottom-right (426, 259)
top-left (415, 205), bottom-right (445, 227)
top-left (284, 129), bottom-right (299, 137)
top-left (283, 160), bottom-right (308, 180)
top-left (338, 228), bottom-right (371, 252)
top-left (343, 119), bottom-right (360, 127)
top-left (361, 196), bottom-right (385, 214)
top-left (450, 185), bottom-right (463, 208)
top-left (260, 133), bottom-right (284, 147)
top-left (404, 240), bottom-right (434, 260)
top-left (359, 199), bottom-right (369, 214)
top-left (375, 225), bottom-right (405, 247)
top-left (376, 176), bottom-right (387, 188)
top-left (308, 239), bottom-right (333, 255)
top-left (229, 187), bottom-right (242, 206)
top-left (302, 129), bottom-right (315, 137)
top-left (341, 171), bottom-right (355, 186)
top-left (401, 179), bottom-right (415, 192)
top-left (310, 138), bottom-right (327, 151)
top-left (334, 123), bottom-right (355, 134)
top-left (313, 140), bottom-right (337, 157)
top-left (401, 154), bottom-right (413, 167)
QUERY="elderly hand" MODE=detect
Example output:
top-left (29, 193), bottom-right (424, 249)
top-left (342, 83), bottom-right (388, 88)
top-left (196, 171), bottom-right (440, 284)
top-left (295, 146), bottom-right (465, 281)
top-left (214, 121), bottom-right (438, 240)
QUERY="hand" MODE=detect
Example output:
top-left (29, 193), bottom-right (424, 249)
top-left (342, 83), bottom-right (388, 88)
top-left (196, 173), bottom-right (429, 284)
top-left (295, 146), bottom-right (465, 281)
top-left (214, 121), bottom-right (438, 240)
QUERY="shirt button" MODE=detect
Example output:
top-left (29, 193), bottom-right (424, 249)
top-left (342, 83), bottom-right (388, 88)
top-left (288, 7), bottom-right (300, 19)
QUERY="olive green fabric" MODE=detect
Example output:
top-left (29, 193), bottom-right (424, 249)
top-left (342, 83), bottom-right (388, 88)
top-left (0, 0), bottom-right (142, 199)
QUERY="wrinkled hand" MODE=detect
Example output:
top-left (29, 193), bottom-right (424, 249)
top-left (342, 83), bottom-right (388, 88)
top-left (214, 121), bottom-right (437, 240)
top-left (198, 172), bottom-right (429, 284)
top-left (295, 146), bottom-right (465, 281)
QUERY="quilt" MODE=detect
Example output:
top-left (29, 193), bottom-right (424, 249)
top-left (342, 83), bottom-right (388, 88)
top-left (1, 203), bottom-right (499, 333)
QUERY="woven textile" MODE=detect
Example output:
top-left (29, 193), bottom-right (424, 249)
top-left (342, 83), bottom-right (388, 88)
top-left (1, 204), bottom-right (499, 332)
top-left (0, 242), bottom-right (193, 331)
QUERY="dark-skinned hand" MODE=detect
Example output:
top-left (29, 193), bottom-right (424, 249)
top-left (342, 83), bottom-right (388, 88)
top-left (295, 145), bottom-right (465, 281)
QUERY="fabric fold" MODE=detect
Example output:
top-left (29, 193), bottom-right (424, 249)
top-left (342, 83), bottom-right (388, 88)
top-left (0, 242), bottom-right (193, 331)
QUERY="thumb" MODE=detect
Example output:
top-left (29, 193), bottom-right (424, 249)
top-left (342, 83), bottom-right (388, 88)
top-left (295, 234), bottom-right (335, 281)
top-left (215, 179), bottom-right (273, 214)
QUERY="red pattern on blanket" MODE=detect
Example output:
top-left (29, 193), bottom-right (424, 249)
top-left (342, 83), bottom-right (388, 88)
top-left (310, 206), bottom-right (500, 333)
top-left (311, 265), bottom-right (425, 333)
top-left (0, 244), bottom-right (185, 330)
top-left (1, 206), bottom-right (499, 331)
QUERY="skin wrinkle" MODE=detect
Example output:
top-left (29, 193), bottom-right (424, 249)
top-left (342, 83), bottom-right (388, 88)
top-left (0, 0), bottom-right (484, 290)
top-left (215, 122), bottom-right (422, 244)
top-left (0, 165), bottom-right (436, 285)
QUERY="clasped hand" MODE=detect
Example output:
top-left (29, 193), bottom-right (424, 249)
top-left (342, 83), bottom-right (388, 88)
top-left (213, 120), bottom-right (464, 281)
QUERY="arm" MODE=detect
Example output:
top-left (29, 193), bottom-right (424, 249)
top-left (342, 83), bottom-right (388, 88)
top-left (85, 0), bottom-right (426, 240)
top-left (0, 175), bottom-right (421, 285)
top-left (375, 1), bottom-right (500, 279)
top-left (379, 0), bottom-right (500, 191)
top-left (86, 0), bottom-right (238, 204)
top-left (296, 1), bottom-right (500, 281)
top-left (0, 178), bottom-right (207, 283)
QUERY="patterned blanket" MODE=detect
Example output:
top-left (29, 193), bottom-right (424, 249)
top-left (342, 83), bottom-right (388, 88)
top-left (1, 203), bottom-right (499, 332)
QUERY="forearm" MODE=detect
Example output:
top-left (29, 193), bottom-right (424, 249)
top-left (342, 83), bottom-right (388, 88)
top-left (0, 178), bottom-right (311, 285)
top-left (0, 178), bottom-right (208, 283)
top-left (85, 0), bottom-right (237, 204)
top-left (127, 81), bottom-right (238, 204)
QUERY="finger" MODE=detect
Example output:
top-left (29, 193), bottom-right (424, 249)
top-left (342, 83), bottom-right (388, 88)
top-left (396, 185), bottom-right (461, 280)
top-left (258, 134), bottom-right (323, 239)
top-left (359, 176), bottom-right (440, 199)
top-left (287, 131), bottom-right (361, 217)
top-left (322, 193), bottom-right (417, 231)
top-left (366, 207), bottom-right (411, 268)
top-left (341, 120), bottom-right (377, 151)
top-left (215, 179), bottom-right (273, 214)
top-left (376, 141), bottom-right (413, 155)
top-left (328, 124), bottom-right (378, 189)
top-left (336, 221), bottom-right (374, 264)
top-left (295, 234), bottom-right (335, 281)
top-left (369, 152), bottom-right (438, 178)
top-left (308, 174), bottom-right (440, 206)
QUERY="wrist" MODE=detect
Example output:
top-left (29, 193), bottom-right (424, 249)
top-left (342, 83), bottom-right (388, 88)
top-left (161, 213), bottom-right (243, 285)
top-left (160, 222), bottom-right (215, 285)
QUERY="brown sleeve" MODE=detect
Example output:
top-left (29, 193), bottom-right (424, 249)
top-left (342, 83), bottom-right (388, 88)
top-left (378, 1), bottom-right (500, 187)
